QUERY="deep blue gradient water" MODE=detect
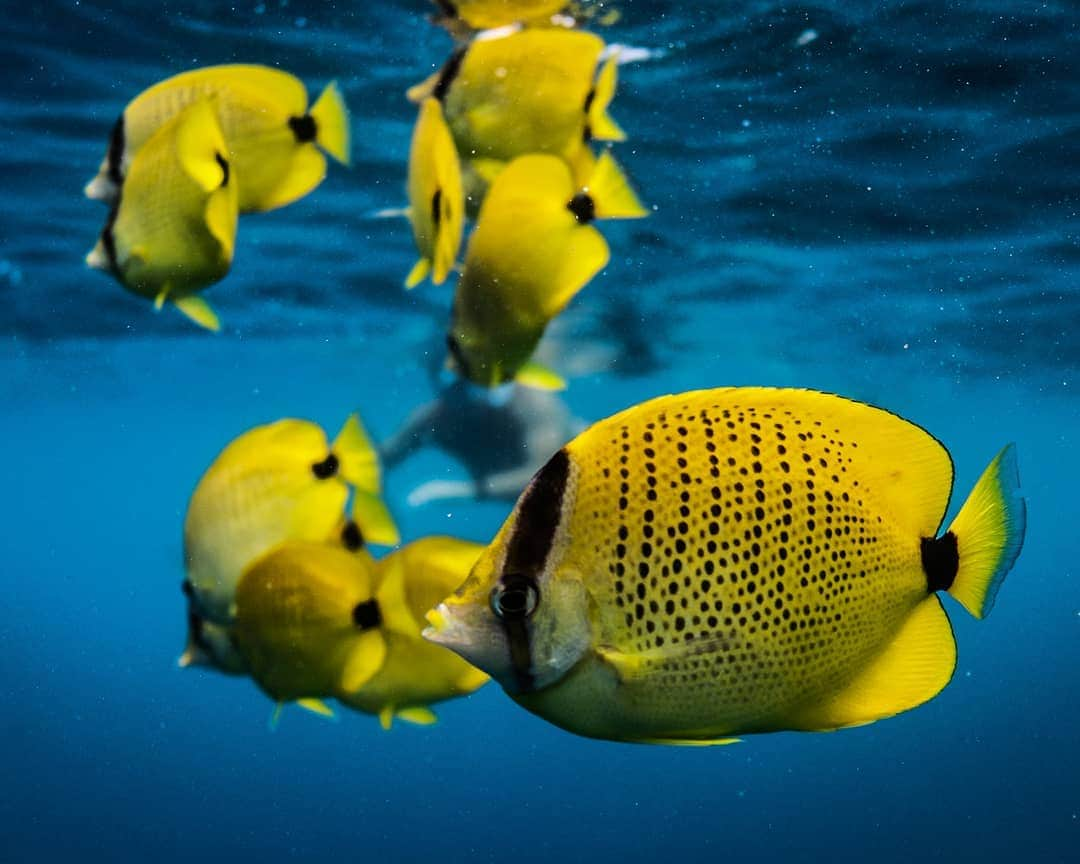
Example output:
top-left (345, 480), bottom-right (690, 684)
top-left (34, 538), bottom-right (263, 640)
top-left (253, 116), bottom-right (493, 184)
top-left (2, 1), bottom-right (1078, 861)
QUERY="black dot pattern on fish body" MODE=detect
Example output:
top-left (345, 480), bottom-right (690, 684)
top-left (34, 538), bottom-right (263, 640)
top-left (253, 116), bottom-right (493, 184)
top-left (581, 393), bottom-right (919, 721)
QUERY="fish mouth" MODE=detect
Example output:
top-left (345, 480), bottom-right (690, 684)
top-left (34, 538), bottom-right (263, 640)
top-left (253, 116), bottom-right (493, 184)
top-left (422, 603), bottom-right (454, 647)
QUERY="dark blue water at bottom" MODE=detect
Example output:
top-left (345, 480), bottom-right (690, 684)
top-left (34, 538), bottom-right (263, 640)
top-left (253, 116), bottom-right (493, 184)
top-left (2, 0), bottom-right (1078, 861)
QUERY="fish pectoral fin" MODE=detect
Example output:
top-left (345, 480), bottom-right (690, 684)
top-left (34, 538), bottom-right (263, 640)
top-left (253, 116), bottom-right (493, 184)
top-left (396, 707), bottom-right (438, 727)
top-left (514, 360), bottom-right (567, 392)
top-left (339, 630), bottom-right (388, 694)
top-left (173, 295), bottom-right (221, 332)
top-left (404, 257), bottom-right (431, 289)
top-left (788, 596), bottom-right (957, 732)
top-left (597, 637), bottom-right (732, 683)
top-left (296, 698), bottom-right (336, 720)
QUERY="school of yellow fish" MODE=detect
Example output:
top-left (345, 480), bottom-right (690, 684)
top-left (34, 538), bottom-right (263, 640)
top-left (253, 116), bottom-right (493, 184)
top-left (82, 1), bottom-right (1028, 745)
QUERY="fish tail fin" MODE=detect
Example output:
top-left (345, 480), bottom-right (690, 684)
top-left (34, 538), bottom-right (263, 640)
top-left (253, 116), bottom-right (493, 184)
top-left (587, 151), bottom-right (648, 220)
top-left (941, 444), bottom-right (1026, 619)
top-left (588, 53), bottom-right (627, 142)
top-left (310, 81), bottom-right (351, 166)
top-left (405, 257), bottom-right (431, 289)
top-left (332, 414), bottom-right (400, 547)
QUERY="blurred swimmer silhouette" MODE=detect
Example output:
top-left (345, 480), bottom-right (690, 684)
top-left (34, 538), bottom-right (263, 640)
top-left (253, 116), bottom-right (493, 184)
top-left (381, 377), bottom-right (587, 505)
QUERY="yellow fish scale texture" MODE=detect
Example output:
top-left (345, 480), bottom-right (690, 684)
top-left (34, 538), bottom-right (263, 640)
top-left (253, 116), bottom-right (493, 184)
top-left (563, 390), bottom-right (935, 732)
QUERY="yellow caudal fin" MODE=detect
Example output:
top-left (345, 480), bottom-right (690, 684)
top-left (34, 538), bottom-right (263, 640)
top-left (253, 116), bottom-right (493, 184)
top-left (944, 444), bottom-right (1026, 619)
top-left (204, 183), bottom-right (239, 260)
top-left (790, 596), bottom-right (957, 731)
top-left (587, 151), bottom-right (648, 220)
top-left (174, 99), bottom-right (229, 192)
top-left (310, 81), bottom-right (351, 166)
top-left (588, 53), bottom-right (627, 142)
top-left (173, 295), bottom-right (221, 332)
top-left (396, 707), bottom-right (438, 726)
top-left (255, 145), bottom-right (327, 213)
top-left (333, 414), bottom-right (381, 492)
top-left (543, 224), bottom-right (609, 318)
top-left (352, 491), bottom-right (400, 547)
top-left (296, 698), bottom-right (336, 719)
top-left (514, 360), bottom-right (567, 392)
top-left (339, 629), bottom-right (387, 693)
top-left (405, 257), bottom-right (431, 289)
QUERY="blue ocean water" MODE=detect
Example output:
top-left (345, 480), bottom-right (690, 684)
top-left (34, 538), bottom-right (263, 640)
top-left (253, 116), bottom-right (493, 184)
top-left (2, 0), bottom-right (1078, 860)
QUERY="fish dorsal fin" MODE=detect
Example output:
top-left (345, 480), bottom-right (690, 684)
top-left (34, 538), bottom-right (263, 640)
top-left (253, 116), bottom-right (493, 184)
top-left (396, 707), bottom-right (438, 726)
top-left (309, 80), bottom-right (351, 166)
top-left (788, 596), bottom-right (956, 732)
top-left (586, 151), bottom-right (648, 220)
top-left (173, 295), bottom-right (221, 332)
top-left (174, 99), bottom-right (230, 192)
top-left (161, 64), bottom-right (308, 115)
top-left (253, 145), bottom-right (327, 213)
top-left (339, 629), bottom-right (388, 694)
top-left (587, 53), bottom-right (627, 142)
top-left (514, 360), bottom-right (567, 392)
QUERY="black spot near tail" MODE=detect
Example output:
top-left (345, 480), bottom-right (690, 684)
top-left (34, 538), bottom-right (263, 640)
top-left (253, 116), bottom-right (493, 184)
top-left (352, 599), bottom-right (382, 630)
top-left (567, 193), bottom-right (596, 225)
top-left (107, 114), bottom-right (125, 185)
top-left (432, 48), bottom-right (466, 102)
top-left (289, 114), bottom-right (317, 143)
top-left (341, 520), bottom-right (364, 551)
top-left (311, 452), bottom-right (339, 479)
top-left (922, 532), bottom-right (959, 593)
top-left (431, 188), bottom-right (443, 228)
top-left (215, 152), bottom-right (229, 187)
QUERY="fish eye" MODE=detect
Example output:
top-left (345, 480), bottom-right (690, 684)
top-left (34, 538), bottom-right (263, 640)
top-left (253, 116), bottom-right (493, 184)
top-left (491, 574), bottom-right (540, 621)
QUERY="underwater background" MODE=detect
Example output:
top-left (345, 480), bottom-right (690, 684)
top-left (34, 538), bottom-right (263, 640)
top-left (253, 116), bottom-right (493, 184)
top-left (2, 0), bottom-right (1078, 861)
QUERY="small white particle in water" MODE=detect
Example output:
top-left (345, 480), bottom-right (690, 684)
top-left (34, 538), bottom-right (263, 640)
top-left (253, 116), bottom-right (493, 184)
top-left (903, 343), bottom-right (909, 350)
top-left (796, 29), bottom-right (819, 47)
top-left (741, 119), bottom-right (750, 128)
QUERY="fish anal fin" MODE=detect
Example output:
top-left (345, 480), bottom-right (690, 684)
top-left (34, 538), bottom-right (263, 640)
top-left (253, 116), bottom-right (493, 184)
top-left (514, 360), bottom-right (566, 392)
top-left (173, 295), bottom-right (221, 332)
top-left (789, 596), bottom-right (956, 732)
top-left (396, 707), bottom-right (438, 726)
top-left (296, 698), bottom-right (336, 719)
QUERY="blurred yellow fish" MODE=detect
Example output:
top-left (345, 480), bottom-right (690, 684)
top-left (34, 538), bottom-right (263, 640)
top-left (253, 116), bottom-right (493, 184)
top-left (340, 536), bottom-right (490, 728)
top-left (85, 64), bottom-right (350, 213)
top-left (432, 0), bottom-right (569, 30)
top-left (405, 98), bottom-right (464, 288)
top-left (409, 28), bottom-right (624, 175)
top-left (183, 414), bottom-right (398, 627)
top-left (426, 387), bottom-right (1026, 745)
top-left (233, 542), bottom-right (389, 709)
top-left (85, 98), bottom-right (237, 332)
top-left (231, 537), bottom-right (487, 727)
top-left (448, 150), bottom-right (646, 389)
